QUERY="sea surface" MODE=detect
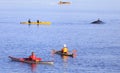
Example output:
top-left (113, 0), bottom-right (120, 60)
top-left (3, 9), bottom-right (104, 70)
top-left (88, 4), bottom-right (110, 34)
top-left (0, 9), bottom-right (120, 73)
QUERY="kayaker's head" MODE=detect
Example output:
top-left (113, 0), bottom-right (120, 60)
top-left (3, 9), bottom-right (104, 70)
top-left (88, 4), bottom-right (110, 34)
top-left (32, 52), bottom-right (35, 55)
top-left (63, 44), bottom-right (67, 47)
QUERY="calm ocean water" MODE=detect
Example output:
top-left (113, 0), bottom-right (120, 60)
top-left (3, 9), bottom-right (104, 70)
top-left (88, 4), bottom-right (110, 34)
top-left (0, 9), bottom-right (120, 73)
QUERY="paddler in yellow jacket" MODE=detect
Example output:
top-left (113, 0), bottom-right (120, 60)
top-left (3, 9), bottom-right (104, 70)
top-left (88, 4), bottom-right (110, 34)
top-left (61, 44), bottom-right (68, 54)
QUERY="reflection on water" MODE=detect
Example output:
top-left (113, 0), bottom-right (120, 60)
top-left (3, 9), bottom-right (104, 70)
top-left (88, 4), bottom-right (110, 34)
top-left (61, 56), bottom-right (69, 73)
top-left (31, 64), bottom-right (37, 73)
top-left (61, 56), bottom-right (69, 62)
top-left (63, 62), bottom-right (68, 73)
top-left (23, 24), bottom-right (50, 28)
top-left (61, 54), bottom-right (78, 73)
top-left (62, 56), bottom-right (69, 73)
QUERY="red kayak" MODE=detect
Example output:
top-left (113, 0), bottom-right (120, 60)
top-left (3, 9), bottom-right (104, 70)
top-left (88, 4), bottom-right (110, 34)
top-left (9, 56), bottom-right (54, 65)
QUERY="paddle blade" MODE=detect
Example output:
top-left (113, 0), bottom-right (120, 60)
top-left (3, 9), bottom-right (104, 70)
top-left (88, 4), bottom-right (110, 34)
top-left (72, 50), bottom-right (77, 58)
top-left (19, 58), bottom-right (25, 62)
top-left (51, 49), bottom-right (56, 56)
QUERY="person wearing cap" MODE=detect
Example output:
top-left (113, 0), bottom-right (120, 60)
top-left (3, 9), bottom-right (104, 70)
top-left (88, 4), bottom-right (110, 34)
top-left (37, 20), bottom-right (39, 23)
top-left (61, 44), bottom-right (68, 54)
top-left (29, 52), bottom-right (42, 62)
top-left (28, 19), bottom-right (31, 23)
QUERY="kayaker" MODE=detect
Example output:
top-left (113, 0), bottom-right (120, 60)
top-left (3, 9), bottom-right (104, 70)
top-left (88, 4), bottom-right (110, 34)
top-left (61, 44), bottom-right (68, 54)
top-left (37, 20), bottom-right (39, 23)
top-left (29, 52), bottom-right (42, 62)
top-left (28, 19), bottom-right (31, 23)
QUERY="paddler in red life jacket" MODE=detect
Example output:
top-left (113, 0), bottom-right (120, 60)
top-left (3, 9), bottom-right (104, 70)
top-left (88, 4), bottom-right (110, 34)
top-left (61, 44), bottom-right (68, 54)
top-left (29, 52), bottom-right (42, 62)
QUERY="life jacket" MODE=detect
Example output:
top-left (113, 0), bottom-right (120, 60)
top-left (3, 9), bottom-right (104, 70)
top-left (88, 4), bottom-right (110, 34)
top-left (29, 55), bottom-right (36, 61)
top-left (62, 47), bottom-right (68, 53)
top-left (29, 55), bottom-right (42, 62)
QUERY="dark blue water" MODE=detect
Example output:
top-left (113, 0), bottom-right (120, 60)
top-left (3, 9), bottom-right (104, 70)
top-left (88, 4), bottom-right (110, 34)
top-left (0, 9), bottom-right (120, 73)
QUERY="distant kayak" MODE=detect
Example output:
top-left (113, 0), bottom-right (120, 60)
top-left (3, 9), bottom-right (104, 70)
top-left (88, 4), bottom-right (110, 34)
top-left (20, 22), bottom-right (51, 25)
top-left (52, 49), bottom-right (76, 58)
top-left (58, 1), bottom-right (71, 4)
top-left (91, 19), bottom-right (104, 24)
top-left (9, 56), bottom-right (54, 65)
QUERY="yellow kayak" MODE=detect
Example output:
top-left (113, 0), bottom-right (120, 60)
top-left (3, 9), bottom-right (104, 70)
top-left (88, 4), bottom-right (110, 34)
top-left (20, 22), bottom-right (51, 25)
